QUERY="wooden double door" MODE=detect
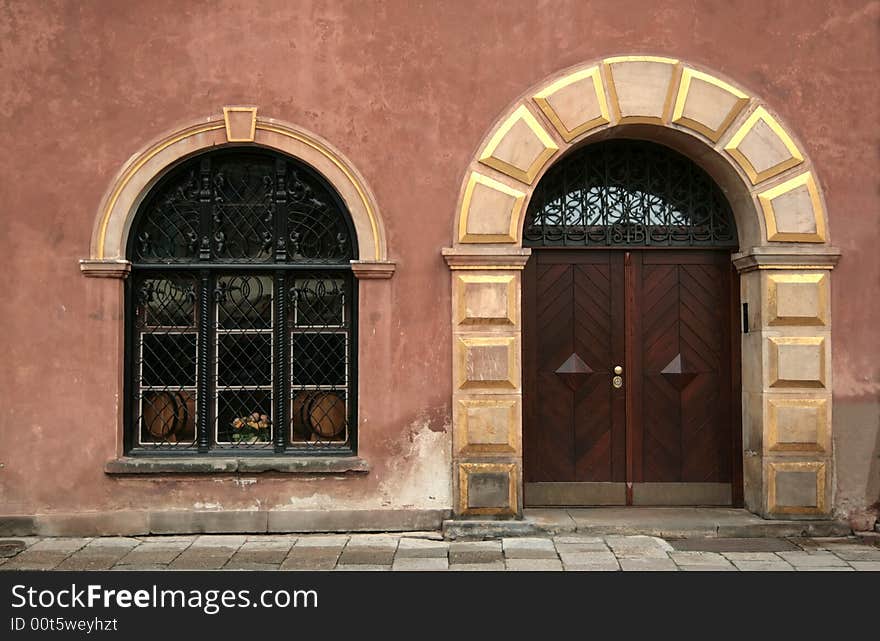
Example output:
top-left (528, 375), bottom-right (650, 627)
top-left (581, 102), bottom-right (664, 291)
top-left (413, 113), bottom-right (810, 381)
top-left (523, 249), bottom-right (742, 506)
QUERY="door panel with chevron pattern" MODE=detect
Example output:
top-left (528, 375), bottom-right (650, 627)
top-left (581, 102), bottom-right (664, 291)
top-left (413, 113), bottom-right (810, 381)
top-left (523, 249), bottom-right (738, 506)
top-left (635, 252), bottom-right (733, 484)
top-left (523, 251), bottom-right (625, 485)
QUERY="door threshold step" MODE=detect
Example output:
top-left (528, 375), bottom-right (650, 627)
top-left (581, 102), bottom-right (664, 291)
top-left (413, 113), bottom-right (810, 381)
top-left (442, 507), bottom-right (850, 540)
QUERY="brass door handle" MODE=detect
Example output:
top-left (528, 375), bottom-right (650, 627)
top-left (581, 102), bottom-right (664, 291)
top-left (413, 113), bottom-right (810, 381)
top-left (614, 365), bottom-right (623, 374)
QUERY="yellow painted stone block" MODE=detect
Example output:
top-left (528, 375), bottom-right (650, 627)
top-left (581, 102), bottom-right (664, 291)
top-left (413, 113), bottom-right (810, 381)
top-left (758, 172), bottom-right (826, 242)
top-left (604, 56), bottom-right (679, 124)
top-left (454, 274), bottom-right (517, 326)
top-left (458, 462), bottom-right (518, 516)
top-left (671, 68), bottom-right (749, 142)
top-left (767, 460), bottom-right (826, 515)
top-left (458, 172), bottom-right (525, 243)
top-left (455, 397), bottom-right (520, 455)
top-left (768, 336), bottom-right (826, 389)
top-left (766, 397), bottom-right (829, 453)
top-left (725, 107), bottom-right (804, 184)
top-left (766, 272), bottom-right (828, 326)
top-left (478, 105), bottom-right (558, 184)
top-left (455, 336), bottom-right (519, 390)
top-left (533, 66), bottom-right (610, 141)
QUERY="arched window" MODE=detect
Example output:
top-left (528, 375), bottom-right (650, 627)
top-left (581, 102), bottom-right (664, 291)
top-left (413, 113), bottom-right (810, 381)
top-left (126, 149), bottom-right (357, 455)
top-left (523, 140), bottom-right (738, 247)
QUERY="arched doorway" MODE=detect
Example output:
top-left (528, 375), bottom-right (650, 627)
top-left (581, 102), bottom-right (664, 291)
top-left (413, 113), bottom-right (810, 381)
top-left (445, 56), bottom-right (839, 520)
top-left (521, 139), bottom-right (741, 506)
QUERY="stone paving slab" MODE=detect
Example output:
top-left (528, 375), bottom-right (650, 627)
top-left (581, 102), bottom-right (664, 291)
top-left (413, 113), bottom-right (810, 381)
top-left (619, 558), bottom-right (679, 571)
top-left (606, 535), bottom-right (673, 558)
top-left (827, 549), bottom-right (880, 561)
top-left (280, 547), bottom-right (342, 570)
top-left (449, 541), bottom-right (503, 565)
top-left (1, 551), bottom-right (72, 570)
top-left (396, 538), bottom-right (448, 558)
top-left (337, 547), bottom-right (396, 566)
top-left (392, 557), bottom-right (449, 571)
top-left (449, 561), bottom-right (505, 571)
top-left (563, 559), bottom-right (620, 572)
top-left (83, 537), bottom-right (141, 549)
top-left (777, 551), bottom-right (849, 567)
top-left (502, 537), bottom-right (557, 559)
top-left (554, 538), bottom-right (609, 553)
top-left (558, 551), bottom-right (617, 565)
top-left (56, 548), bottom-right (133, 571)
top-left (721, 552), bottom-right (784, 562)
top-left (28, 538), bottom-right (92, 552)
top-left (169, 548), bottom-right (240, 570)
top-left (227, 544), bottom-right (291, 566)
top-left (731, 560), bottom-right (795, 571)
top-left (191, 535), bottom-right (248, 548)
top-left (506, 559), bottom-right (563, 571)
top-left (345, 535), bottom-right (400, 548)
top-left (116, 545), bottom-right (186, 566)
top-left (669, 551), bottom-right (732, 567)
top-left (294, 536), bottom-right (349, 548)
top-left (224, 562), bottom-right (281, 571)
top-left (848, 561), bottom-right (880, 571)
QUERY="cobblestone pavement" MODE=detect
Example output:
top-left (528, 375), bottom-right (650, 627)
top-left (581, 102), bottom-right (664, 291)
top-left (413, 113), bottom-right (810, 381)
top-left (1, 534), bottom-right (878, 571)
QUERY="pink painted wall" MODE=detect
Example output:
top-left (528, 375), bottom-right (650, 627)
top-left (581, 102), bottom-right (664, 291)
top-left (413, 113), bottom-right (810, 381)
top-left (0, 0), bottom-right (877, 520)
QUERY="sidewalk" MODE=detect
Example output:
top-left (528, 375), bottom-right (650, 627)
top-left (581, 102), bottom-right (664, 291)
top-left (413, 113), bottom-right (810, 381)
top-left (1, 533), bottom-right (878, 571)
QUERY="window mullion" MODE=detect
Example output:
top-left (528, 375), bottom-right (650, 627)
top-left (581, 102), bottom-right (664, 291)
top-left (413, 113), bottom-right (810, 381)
top-left (197, 156), bottom-right (214, 453)
top-left (197, 270), bottom-right (212, 453)
top-left (273, 270), bottom-right (288, 453)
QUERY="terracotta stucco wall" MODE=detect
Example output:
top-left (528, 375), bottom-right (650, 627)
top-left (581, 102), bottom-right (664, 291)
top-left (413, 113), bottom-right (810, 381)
top-left (0, 0), bottom-right (877, 521)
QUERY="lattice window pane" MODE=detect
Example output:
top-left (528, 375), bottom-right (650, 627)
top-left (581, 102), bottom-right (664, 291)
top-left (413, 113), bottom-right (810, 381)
top-left (289, 274), bottom-right (351, 446)
top-left (291, 390), bottom-right (348, 443)
top-left (215, 274), bottom-right (274, 449)
top-left (216, 390), bottom-right (273, 446)
top-left (133, 275), bottom-right (198, 448)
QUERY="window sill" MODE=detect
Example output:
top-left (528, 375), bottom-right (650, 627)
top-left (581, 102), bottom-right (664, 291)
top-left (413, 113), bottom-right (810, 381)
top-left (104, 456), bottom-right (370, 476)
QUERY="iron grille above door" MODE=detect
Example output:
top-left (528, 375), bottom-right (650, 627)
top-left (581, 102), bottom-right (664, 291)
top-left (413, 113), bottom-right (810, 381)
top-left (523, 140), bottom-right (738, 248)
top-left (126, 149), bottom-right (358, 455)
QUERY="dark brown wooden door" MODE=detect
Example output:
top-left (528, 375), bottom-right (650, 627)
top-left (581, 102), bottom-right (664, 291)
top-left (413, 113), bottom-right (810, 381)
top-left (523, 249), bottom-right (740, 506)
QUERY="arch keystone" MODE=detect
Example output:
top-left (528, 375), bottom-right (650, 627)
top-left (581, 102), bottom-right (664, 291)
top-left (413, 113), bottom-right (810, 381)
top-left (725, 106), bottom-right (804, 184)
top-left (671, 68), bottom-right (749, 142)
top-left (532, 66), bottom-right (610, 142)
top-left (478, 105), bottom-right (559, 184)
top-left (604, 55), bottom-right (679, 124)
top-left (223, 105), bottom-right (258, 142)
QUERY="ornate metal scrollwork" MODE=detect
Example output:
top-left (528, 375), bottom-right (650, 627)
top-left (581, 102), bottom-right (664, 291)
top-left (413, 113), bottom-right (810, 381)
top-left (131, 150), bottom-right (355, 263)
top-left (523, 140), bottom-right (738, 248)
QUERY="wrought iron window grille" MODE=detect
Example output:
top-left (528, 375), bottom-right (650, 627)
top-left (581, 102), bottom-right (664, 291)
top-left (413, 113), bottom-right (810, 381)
top-left (126, 149), bottom-right (358, 455)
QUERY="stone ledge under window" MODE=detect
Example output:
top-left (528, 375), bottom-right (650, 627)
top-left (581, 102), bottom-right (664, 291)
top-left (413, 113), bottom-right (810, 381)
top-left (105, 456), bottom-right (370, 475)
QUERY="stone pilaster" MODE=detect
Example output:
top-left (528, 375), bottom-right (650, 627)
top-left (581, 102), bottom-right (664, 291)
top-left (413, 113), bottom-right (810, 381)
top-left (444, 247), bottom-right (530, 517)
top-left (735, 247), bottom-right (840, 518)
